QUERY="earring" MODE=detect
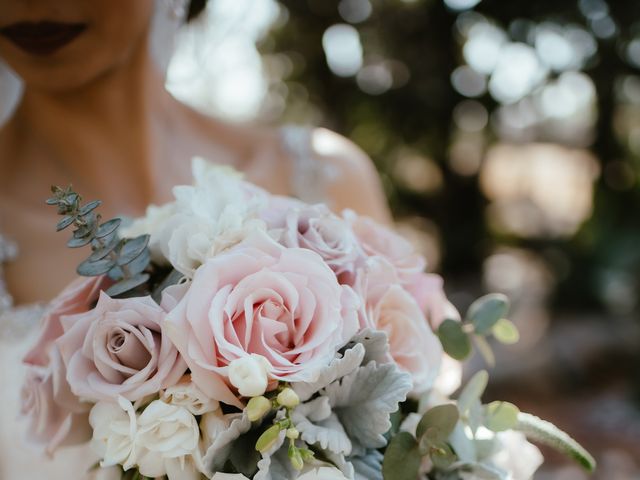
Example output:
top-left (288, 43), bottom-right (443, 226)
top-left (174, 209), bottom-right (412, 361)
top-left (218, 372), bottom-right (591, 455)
top-left (166, 0), bottom-right (188, 20)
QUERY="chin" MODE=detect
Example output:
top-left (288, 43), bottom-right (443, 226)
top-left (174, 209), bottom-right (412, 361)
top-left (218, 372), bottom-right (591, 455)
top-left (0, 29), bottom-right (143, 94)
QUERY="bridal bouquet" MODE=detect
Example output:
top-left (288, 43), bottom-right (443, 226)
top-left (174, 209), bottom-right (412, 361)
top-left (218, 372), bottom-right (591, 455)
top-left (21, 158), bottom-right (594, 480)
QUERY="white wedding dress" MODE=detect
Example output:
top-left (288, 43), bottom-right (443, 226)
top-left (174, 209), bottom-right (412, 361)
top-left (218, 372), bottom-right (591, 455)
top-left (0, 126), bottom-right (332, 480)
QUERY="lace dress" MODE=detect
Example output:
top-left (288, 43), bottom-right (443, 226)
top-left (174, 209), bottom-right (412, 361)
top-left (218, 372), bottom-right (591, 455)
top-left (0, 126), bottom-right (333, 480)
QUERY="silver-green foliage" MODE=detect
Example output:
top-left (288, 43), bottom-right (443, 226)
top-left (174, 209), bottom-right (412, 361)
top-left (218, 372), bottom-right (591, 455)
top-left (47, 185), bottom-right (151, 297)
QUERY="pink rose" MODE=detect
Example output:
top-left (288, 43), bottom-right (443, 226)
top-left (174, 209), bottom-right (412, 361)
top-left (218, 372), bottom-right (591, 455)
top-left (278, 204), bottom-right (364, 284)
top-left (372, 285), bottom-right (443, 395)
top-left (405, 272), bottom-right (460, 329)
top-left (164, 232), bottom-right (359, 407)
top-left (24, 276), bottom-right (109, 367)
top-left (344, 209), bottom-right (426, 283)
top-left (57, 293), bottom-right (186, 401)
top-left (21, 347), bottom-right (91, 455)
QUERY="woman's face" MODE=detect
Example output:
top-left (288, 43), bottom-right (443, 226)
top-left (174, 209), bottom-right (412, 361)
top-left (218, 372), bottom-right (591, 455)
top-left (0, 0), bottom-right (155, 92)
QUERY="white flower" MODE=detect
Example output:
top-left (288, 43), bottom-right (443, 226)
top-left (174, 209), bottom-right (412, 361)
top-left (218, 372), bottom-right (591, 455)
top-left (121, 157), bottom-right (269, 277)
top-left (89, 397), bottom-right (138, 470)
top-left (298, 466), bottom-right (350, 479)
top-left (211, 474), bottom-right (250, 480)
top-left (228, 354), bottom-right (272, 397)
top-left (492, 431), bottom-right (543, 480)
top-left (162, 378), bottom-right (220, 415)
top-left (135, 400), bottom-right (200, 478)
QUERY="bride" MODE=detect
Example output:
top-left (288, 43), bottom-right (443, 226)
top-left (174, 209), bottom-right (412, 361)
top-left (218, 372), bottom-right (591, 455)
top-left (0, 0), bottom-right (390, 477)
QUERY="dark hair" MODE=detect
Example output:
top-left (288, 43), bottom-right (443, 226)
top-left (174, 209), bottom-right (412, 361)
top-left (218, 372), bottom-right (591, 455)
top-left (186, 0), bottom-right (208, 22)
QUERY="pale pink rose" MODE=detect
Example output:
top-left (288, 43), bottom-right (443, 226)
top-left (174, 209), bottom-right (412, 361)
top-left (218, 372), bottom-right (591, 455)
top-left (371, 285), bottom-right (443, 395)
top-left (405, 272), bottom-right (461, 329)
top-left (21, 347), bottom-right (91, 455)
top-left (259, 194), bottom-right (306, 228)
top-left (277, 204), bottom-right (364, 284)
top-left (24, 276), bottom-right (109, 367)
top-left (164, 232), bottom-right (360, 407)
top-left (57, 293), bottom-right (186, 401)
top-left (344, 209), bottom-right (426, 283)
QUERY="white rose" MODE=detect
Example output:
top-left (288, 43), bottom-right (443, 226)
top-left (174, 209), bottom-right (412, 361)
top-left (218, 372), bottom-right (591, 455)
top-left (298, 466), bottom-right (350, 480)
top-left (228, 354), bottom-right (272, 397)
top-left (162, 378), bottom-right (220, 415)
top-left (135, 400), bottom-right (200, 478)
top-left (200, 410), bottom-right (231, 445)
top-left (89, 397), bottom-right (138, 470)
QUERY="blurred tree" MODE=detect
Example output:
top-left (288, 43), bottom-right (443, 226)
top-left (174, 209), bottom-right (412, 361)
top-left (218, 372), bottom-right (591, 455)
top-left (263, 0), bottom-right (640, 316)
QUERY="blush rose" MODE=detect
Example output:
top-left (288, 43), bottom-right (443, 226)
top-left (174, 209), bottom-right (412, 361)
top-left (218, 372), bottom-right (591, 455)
top-left (57, 293), bottom-right (186, 402)
top-left (164, 232), bottom-right (359, 407)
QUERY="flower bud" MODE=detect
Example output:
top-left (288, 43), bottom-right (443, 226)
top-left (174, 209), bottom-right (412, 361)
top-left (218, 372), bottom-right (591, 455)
top-left (288, 444), bottom-right (304, 471)
top-left (255, 424), bottom-right (281, 453)
top-left (276, 388), bottom-right (300, 409)
top-left (229, 354), bottom-right (272, 398)
top-left (286, 427), bottom-right (300, 440)
top-left (246, 396), bottom-right (272, 422)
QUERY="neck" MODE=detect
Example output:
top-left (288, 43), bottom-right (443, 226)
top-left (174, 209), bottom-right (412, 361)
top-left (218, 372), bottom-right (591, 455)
top-left (5, 36), bottom-right (178, 213)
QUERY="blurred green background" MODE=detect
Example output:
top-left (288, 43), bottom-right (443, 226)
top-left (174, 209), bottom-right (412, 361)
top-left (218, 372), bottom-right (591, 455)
top-left (167, 0), bottom-right (640, 477)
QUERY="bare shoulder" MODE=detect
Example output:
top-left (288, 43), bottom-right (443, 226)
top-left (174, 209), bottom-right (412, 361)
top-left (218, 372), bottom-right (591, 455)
top-left (308, 128), bottom-right (392, 224)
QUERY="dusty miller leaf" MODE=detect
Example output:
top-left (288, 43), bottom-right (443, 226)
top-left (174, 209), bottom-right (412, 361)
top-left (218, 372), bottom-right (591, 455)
top-left (293, 343), bottom-right (365, 402)
top-left (324, 360), bottom-right (412, 454)
top-left (351, 450), bottom-right (383, 480)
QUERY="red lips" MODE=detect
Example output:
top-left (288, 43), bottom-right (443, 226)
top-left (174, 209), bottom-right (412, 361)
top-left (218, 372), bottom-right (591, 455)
top-left (0, 21), bottom-right (87, 56)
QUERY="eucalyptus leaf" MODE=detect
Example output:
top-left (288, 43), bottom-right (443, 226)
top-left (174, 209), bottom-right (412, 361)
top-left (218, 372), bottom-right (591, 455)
top-left (430, 441), bottom-right (456, 470)
top-left (492, 318), bottom-right (520, 345)
top-left (105, 273), bottom-right (150, 297)
top-left (67, 235), bottom-right (94, 248)
top-left (77, 257), bottom-right (115, 276)
top-left (467, 294), bottom-right (509, 335)
top-left (474, 335), bottom-right (495, 367)
top-left (416, 404), bottom-right (459, 442)
top-left (79, 200), bottom-right (102, 216)
top-left (515, 412), bottom-right (596, 472)
top-left (118, 235), bottom-right (150, 265)
top-left (125, 249), bottom-right (150, 276)
top-left (95, 218), bottom-right (122, 238)
top-left (468, 399), bottom-right (484, 436)
top-left (56, 215), bottom-right (75, 231)
top-left (45, 197), bottom-right (59, 205)
top-left (88, 236), bottom-right (119, 262)
top-left (437, 319), bottom-right (471, 360)
top-left (382, 432), bottom-right (421, 480)
top-left (457, 370), bottom-right (489, 414)
top-left (484, 402), bottom-right (519, 432)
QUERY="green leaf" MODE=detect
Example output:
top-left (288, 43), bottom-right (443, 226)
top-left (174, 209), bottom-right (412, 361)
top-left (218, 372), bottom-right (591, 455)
top-left (382, 432), bottom-right (421, 480)
top-left (492, 318), bottom-right (520, 344)
top-left (255, 424), bottom-right (282, 453)
top-left (429, 441), bottom-right (457, 470)
top-left (105, 273), bottom-right (150, 297)
top-left (77, 257), bottom-right (115, 276)
top-left (473, 335), bottom-right (495, 367)
top-left (467, 293), bottom-right (509, 335)
top-left (88, 236), bottom-right (119, 261)
top-left (437, 319), bottom-right (471, 360)
top-left (95, 218), bottom-right (122, 238)
top-left (67, 235), bottom-right (93, 248)
top-left (118, 235), bottom-right (150, 265)
top-left (416, 404), bottom-right (459, 442)
top-left (56, 215), bottom-right (75, 231)
top-left (516, 412), bottom-right (596, 472)
top-left (457, 370), bottom-right (489, 413)
top-left (79, 200), bottom-right (102, 216)
top-left (484, 401), bottom-right (519, 432)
